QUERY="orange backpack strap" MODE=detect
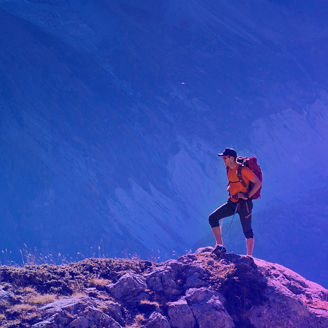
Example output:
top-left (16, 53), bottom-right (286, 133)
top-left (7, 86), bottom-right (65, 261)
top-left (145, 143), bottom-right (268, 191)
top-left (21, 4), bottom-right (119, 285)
top-left (237, 165), bottom-right (247, 188)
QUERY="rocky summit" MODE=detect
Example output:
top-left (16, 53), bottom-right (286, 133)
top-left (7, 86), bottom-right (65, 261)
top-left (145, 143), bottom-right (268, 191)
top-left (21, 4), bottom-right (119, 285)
top-left (0, 247), bottom-right (327, 328)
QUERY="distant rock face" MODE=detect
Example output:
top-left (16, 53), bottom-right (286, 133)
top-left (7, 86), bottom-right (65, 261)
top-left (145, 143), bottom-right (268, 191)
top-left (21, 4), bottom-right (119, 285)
top-left (0, 247), bottom-right (327, 327)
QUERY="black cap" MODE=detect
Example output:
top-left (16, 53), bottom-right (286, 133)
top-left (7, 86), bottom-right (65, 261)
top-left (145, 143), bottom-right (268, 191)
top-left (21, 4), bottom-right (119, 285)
top-left (218, 147), bottom-right (237, 158)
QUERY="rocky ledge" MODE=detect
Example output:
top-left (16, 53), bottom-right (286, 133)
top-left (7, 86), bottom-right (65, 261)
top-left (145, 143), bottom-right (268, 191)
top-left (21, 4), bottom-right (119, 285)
top-left (0, 247), bottom-right (327, 328)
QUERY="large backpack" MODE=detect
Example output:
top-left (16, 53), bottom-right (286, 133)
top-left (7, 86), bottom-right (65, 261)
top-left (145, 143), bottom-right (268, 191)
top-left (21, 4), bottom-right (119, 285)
top-left (236, 156), bottom-right (263, 199)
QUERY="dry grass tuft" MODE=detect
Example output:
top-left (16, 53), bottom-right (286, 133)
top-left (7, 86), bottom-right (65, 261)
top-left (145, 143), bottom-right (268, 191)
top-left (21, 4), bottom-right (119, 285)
top-left (0, 300), bottom-right (10, 308)
top-left (135, 314), bottom-right (147, 323)
top-left (11, 303), bottom-right (35, 312)
top-left (21, 311), bottom-right (40, 322)
top-left (3, 319), bottom-right (22, 328)
top-left (27, 293), bottom-right (56, 305)
top-left (98, 302), bottom-right (109, 311)
top-left (97, 294), bottom-right (111, 301)
top-left (139, 299), bottom-right (160, 307)
top-left (89, 278), bottom-right (111, 287)
top-left (72, 291), bottom-right (87, 298)
top-left (125, 314), bottom-right (147, 328)
top-left (22, 286), bottom-right (36, 293)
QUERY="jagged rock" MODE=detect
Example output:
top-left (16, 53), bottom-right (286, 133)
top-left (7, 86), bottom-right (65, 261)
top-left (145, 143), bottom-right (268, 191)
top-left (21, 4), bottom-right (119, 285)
top-left (33, 311), bottom-right (75, 327)
top-left (167, 298), bottom-right (196, 328)
top-left (0, 287), bottom-right (11, 301)
top-left (161, 270), bottom-right (182, 297)
top-left (177, 254), bottom-right (198, 264)
top-left (183, 266), bottom-right (209, 289)
top-left (32, 320), bottom-right (53, 328)
top-left (194, 247), bottom-right (213, 255)
top-left (145, 266), bottom-right (165, 292)
top-left (34, 302), bottom-right (123, 328)
top-left (51, 311), bottom-right (73, 326)
top-left (146, 265), bottom-right (182, 297)
top-left (248, 259), bottom-right (328, 328)
top-left (68, 317), bottom-right (89, 328)
top-left (67, 310), bottom-right (122, 328)
top-left (185, 287), bottom-right (220, 304)
top-left (104, 301), bottom-right (125, 325)
top-left (40, 297), bottom-right (86, 314)
top-left (144, 311), bottom-right (170, 328)
top-left (84, 307), bottom-right (121, 327)
top-left (185, 288), bottom-right (234, 328)
top-left (106, 273), bottom-right (147, 301)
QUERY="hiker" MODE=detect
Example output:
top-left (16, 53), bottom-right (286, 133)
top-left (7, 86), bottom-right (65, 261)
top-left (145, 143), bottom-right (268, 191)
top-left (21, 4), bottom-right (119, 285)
top-left (209, 148), bottom-right (262, 256)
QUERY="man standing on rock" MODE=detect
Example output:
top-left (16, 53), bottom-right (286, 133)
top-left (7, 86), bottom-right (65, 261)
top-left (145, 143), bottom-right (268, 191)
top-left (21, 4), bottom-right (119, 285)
top-left (209, 148), bottom-right (262, 256)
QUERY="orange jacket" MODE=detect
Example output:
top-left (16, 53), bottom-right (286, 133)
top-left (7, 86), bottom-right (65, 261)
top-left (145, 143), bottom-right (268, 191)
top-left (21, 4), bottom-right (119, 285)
top-left (227, 164), bottom-right (255, 202)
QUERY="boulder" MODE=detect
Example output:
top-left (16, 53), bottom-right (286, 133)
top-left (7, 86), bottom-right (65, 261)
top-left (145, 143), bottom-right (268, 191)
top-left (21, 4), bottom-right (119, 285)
top-left (106, 273), bottom-right (147, 301)
top-left (248, 259), bottom-right (328, 328)
top-left (144, 312), bottom-right (170, 328)
top-left (145, 267), bottom-right (164, 292)
top-left (194, 247), bottom-right (213, 255)
top-left (68, 317), bottom-right (89, 328)
top-left (185, 288), bottom-right (234, 328)
top-left (167, 298), bottom-right (196, 328)
top-left (85, 307), bottom-right (121, 328)
top-left (0, 287), bottom-right (11, 301)
top-left (32, 320), bottom-right (53, 328)
top-left (104, 301), bottom-right (124, 325)
top-left (40, 297), bottom-right (86, 314)
top-left (146, 267), bottom-right (181, 297)
top-left (183, 266), bottom-right (209, 289)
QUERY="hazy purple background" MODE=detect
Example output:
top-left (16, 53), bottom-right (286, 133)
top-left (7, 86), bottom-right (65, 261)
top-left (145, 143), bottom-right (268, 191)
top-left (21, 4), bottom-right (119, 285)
top-left (0, 0), bottom-right (328, 287)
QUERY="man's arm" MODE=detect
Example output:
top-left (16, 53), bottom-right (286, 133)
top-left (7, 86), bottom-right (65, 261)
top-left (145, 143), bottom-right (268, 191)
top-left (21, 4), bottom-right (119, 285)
top-left (248, 174), bottom-right (262, 199)
top-left (238, 173), bottom-right (262, 200)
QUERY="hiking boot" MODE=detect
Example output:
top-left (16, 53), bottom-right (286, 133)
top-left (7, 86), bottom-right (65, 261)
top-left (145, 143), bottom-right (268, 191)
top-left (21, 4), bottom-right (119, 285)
top-left (211, 244), bottom-right (226, 255)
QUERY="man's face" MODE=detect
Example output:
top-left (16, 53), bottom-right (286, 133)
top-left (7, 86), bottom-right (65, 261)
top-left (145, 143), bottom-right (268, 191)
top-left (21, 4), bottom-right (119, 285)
top-left (222, 155), bottom-right (234, 166)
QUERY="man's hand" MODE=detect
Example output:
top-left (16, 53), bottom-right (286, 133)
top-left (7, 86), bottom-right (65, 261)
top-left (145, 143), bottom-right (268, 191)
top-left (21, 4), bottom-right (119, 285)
top-left (237, 192), bottom-right (249, 200)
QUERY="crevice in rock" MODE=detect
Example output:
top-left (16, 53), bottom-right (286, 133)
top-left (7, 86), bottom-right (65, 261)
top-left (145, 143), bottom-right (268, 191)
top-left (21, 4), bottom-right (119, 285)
top-left (218, 256), bottom-right (268, 328)
top-left (186, 302), bottom-right (201, 328)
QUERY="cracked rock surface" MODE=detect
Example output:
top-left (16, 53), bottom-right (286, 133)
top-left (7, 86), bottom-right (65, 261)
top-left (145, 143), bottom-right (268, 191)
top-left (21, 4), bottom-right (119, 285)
top-left (0, 247), bottom-right (327, 327)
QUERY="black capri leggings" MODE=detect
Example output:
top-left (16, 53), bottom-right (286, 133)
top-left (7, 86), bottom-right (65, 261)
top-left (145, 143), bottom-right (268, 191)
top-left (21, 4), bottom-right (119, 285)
top-left (209, 199), bottom-right (254, 239)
